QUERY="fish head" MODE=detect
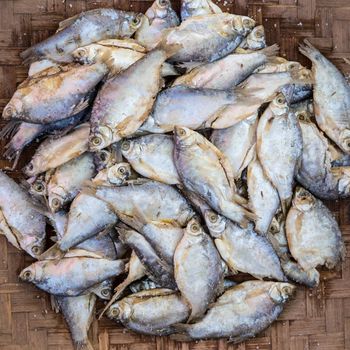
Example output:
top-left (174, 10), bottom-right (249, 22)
top-left (23, 159), bottom-right (39, 177)
top-left (107, 301), bottom-right (132, 321)
top-left (231, 15), bottom-right (255, 36)
top-left (121, 139), bottom-right (140, 160)
top-left (268, 216), bottom-right (281, 236)
top-left (339, 129), bottom-right (350, 154)
top-left (122, 13), bottom-right (145, 37)
top-left (269, 282), bottom-right (296, 304)
top-left (72, 44), bottom-right (100, 64)
top-left (185, 217), bottom-right (205, 237)
top-left (246, 25), bottom-right (266, 49)
top-left (174, 126), bottom-right (197, 147)
top-left (293, 187), bottom-right (315, 211)
top-left (89, 126), bottom-right (114, 151)
top-left (20, 234), bottom-right (46, 259)
top-left (146, 0), bottom-right (173, 21)
top-left (270, 94), bottom-right (289, 116)
top-left (107, 162), bottom-right (132, 185)
top-left (94, 149), bottom-right (114, 171)
top-left (2, 97), bottom-right (24, 120)
top-left (19, 262), bottom-right (44, 283)
top-left (294, 101), bottom-right (313, 124)
top-left (203, 210), bottom-right (226, 238)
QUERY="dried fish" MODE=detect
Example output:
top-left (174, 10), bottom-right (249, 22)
top-left (20, 9), bottom-right (143, 63)
top-left (299, 40), bottom-right (350, 153)
top-left (174, 218), bottom-right (224, 321)
top-left (0, 171), bottom-right (46, 258)
top-left (172, 281), bottom-right (295, 341)
top-left (238, 25), bottom-right (266, 50)
top-left (180, 0), bottom-right (221, 20)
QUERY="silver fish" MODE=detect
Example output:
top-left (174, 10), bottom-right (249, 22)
top-left (107, 288), bottom-right (190, 335)
top-left (174, 218), bottom-right (224, 321)
top-left (0, 171), bottom-right (46, 258)
top-left (20, 9), bottom-right (143, 63)
top-left (47, 153), bottom-right (96, 212)
top-left (211, 114), bottom-right (257, 179)
top-left (2, 64), bottom-right (105, 124)
top-left (135, 0), bottom-right (179, 50)
top-left (20, 255), bottom-right (125, 296)
top-left (180, 0), bottom-right (222, 20)
top-left (247, 158), bottom-right (280, 235)
top-left (286, 187), bottom-right (345, 273)
top-left (172, 45), bottom-right (279, 89)
top-left (23, 123), bottom-right (90, 177)
top-left (299, 40), bottom-right (350, 153)
top-left (121, 135), bottom-right (180, 185)
top-left (257, 95), bottom-right (303, 213)
top-left (54, 293), bottom-right (96, 350)
top-left (203, 210), bottom-right (285, 281)
top-left (129, 278), bottom-right (160, 293)
top-left (172, 281), bottom-right (295, 341)
top-left (164, 13), bottom-right (255, 63)
top-left (174, 127), bottom-right (255, 227)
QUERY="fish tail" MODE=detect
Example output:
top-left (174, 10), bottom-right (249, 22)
top-left (260, 43), bottom-right (280, 57)
top-left (298, 39), bottom-right (321, 62)
top-left (0, 121), bottom-right (20, 140)
top-left (280, 197), bottom-right (292, 216)
top-left (223, 201), bottom-right (258, 228)
top-left (169, 324), bottom-right (192, 341)
top-left (20, 46), bottom-right (41, 64)
top-left (75, 339), bottom-right (95, 350)
top-left (281, 260), bottom-right (319, 288)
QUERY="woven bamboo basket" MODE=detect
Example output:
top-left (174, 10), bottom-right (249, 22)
top-left (0, 1), bottom-right (350, 349)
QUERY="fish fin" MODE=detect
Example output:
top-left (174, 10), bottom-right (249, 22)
top-left (64, 249), bottom-right (105, 259)
top-left (38, 242), bottom-right (65, 260)
top-left (20, 47), bottom-right (41, 64)
top-left (238, 207), bottom-right (258, 228)
top-left (98, 38), bottom-right (146, 52)
top-left (71, 97), bottom-right (90, 116)
top-left (260, 43), bottom-right (280, 57)
top-left (175, 61), bottom-right (204, 71)
top-left (237, 143), bottom-right (256, 178)
top-left (161, 62), bottom-right (179, 77)
top-left (232, 194), bottom-right (248, 206)
top-left (50, 295), bottom-right (60, 313)
top-left (57, 13), bottom-right (80, 32)
top-left (50, 236), bottom-right (58, 243)
top-left (75, 340), bottom-right (94, 350)
top-left (0, 208), bottom-right (21, 250)
top-left (0, 121), bottom-right (20, 140)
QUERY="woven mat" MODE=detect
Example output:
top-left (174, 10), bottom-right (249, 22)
top-left (0, 1), bottom-right (350, 349)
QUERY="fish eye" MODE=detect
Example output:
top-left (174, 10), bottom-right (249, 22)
top-left (22, 270), bottom-right (33, 280)
top-left (75, 48), bottom-right (87, 58)
top-left (158, 0), bottom-right (168, 6)
top-left (110, 307), bottom-right (119, 317)
top-left (297, 112), bottom-right (307, 121)
top-left (288, 63), bottom-right (298, 70)
top-left (34, 182), bottom-right (44, 193)
top-left (92, 136), bottom-right (102, 146)
top-left (101, 288), bottom-right (110, 297)
top-left (3, 105), bottom-right (14, 118)
top-left (131, 15), bottom-right (142, 27)
top-left (121, 140), bottom-right (131, 151)
top-left (270, 224), bottom-right (279, 233)
top-left (51, 198), bottom-right (61, 209)
top-left (209, 214), bottom-right (218, 223)
top-left (31, 245), bottom-right (41, 255)
top-left (282, 285), bottom-right (293, 295)
top-left (190, 222), bottom-right (200, 232)
top-left (255, 29), bottom-right (264, 38)
top-left (27, 163), bottom-right (34, 171)
top-left (177, 128), bottom-right (186, 136)
top-left (117, 166), bottom-right (126, 175)
top-left (243, 18), bottom-right (253, 27)
top-left (276, 96), bottom-right (286, 105)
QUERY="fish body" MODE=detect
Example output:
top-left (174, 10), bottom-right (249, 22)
top-left (47, 153), bottom-right (96, 212)
top-left (164, 14), bottom-right (255, 63)
top-left (89, 48), bottom-right (171, 150)
top-left (23, 123), bottom-right (90, 177)
top-left (286, 187), bottom-right (345, 272)
top-left (299, 40), bottom-right (350, 153)
top-left (174, 127), bottom-right (254, 227)
top-left (0, 171), bottom-right (46, 258)
top-left (257, 95), bottom-right (303, 213)
top-left (174, 218), bottom-right (224, 321)
top-left (20, 257), bottom-right (125, 296)
top-left (20, 9), bottom-right (143, 63)
top-left (172, 45), bottom-right (279, 89)
top-left (172, 281), bottom-right (295, 341)
top-left (107, 289), bottom-right (190, 335)
top-left (204, 210), bottom-right (285, 280)
top-left (3, 64), bottom-right (105, 124)
top-left (121, 135), bottom-right (180, 184)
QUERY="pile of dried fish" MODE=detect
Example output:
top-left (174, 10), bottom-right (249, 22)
top-left (0, 0), bottom-right (348, 348)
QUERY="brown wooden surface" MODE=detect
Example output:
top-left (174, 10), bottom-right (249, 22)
top-left (1, 0), bottom-right (350, 349)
